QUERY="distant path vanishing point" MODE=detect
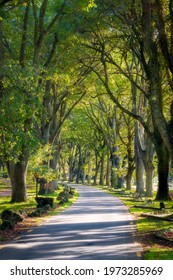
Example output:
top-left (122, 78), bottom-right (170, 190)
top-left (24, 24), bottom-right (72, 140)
top-left (0, 184), bottom-right (142, 260)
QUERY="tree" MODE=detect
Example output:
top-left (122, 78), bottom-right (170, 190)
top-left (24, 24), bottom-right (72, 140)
top-left (84, 97), bottom-right (125, 188)
top-left (76, 0), bottom-right (172, 199)
top-left (0, 0), bottom-right (95, 202)
top-left (60, 106), bottom-right (97, 184)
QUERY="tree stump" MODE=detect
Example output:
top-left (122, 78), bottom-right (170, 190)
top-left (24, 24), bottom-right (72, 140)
top-left (35, 197), bottom-right (54, 208)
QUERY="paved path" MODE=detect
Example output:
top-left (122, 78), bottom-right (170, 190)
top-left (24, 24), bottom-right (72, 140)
top-left (0, 184), bottom-right (142, 260)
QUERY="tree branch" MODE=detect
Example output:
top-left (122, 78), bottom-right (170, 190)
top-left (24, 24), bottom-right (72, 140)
top-left (19, 2), bottom-right (30, 67)
top-left (44, 33), bottom-right (59, 67)
top-left (0, 0), bottom-right (12, 9)
top-left (52, 91), bottom-right (86, 144)
top-left (39, 0), bottom-right (48, 35)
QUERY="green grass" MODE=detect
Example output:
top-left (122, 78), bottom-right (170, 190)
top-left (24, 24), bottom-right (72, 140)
top-left (137, 217), bottom-right (171, 231)
top-left (144, 248), bottom-right (173, 260)
top-left (98, 186), bottom-right (173, 260)
top-left (0, 196), bottom-right (37, 214)
top-left (0, 183), bottom-right (10, 190)
top-left (1, 180), bottom-right (172, 259)
top-left (0, 181), bottom-right (79, 224)
top-left (0, 183), bottom-right (37, 220)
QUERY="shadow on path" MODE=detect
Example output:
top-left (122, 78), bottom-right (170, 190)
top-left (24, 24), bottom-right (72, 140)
top-left (0, 184), bottom-right (142, 260)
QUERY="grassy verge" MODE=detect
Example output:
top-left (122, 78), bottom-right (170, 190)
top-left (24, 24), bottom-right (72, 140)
top-left (99, 186), bottom-right (173, 260)
top-left (0, 181), bottom-right (79, 243)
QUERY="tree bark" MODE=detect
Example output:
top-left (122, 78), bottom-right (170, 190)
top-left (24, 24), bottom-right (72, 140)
top-left (93, 152), bottom-right (100, 185)
top-left (110, 148), bottom-right (120, 188)
top-left (49, 136), bottom-right (61, 170)
top-left (7, 156), bottom-right (28, 202)
top-left (125, 142), bottom-right (135, 190)
top-left (145, 162), bottom-right (154, 197)
top-left (87, 157), bottom-right (92, 185)
top-left (125, 162), bottom-right (134, 190)
top-left (38, 178), bottom-right (47, 195)
top-left (135, 142), bottom-right (145, 194)
top-left (142, 0), bottom-right (173, 167)
top-left (143, 134), bottom-right (155, 197)
top-left (68, 155), bottom-right (74, 182)
top-left (99, 152), bottom-right (105, 185)
top-left (76, 146), bottom-right (83, 183)
top-left (106, 151), bottom-right (111, 187)
top-left (155, 141), bottom-right (170, 200)
top-left (19, 3), bottom-right (30, 67)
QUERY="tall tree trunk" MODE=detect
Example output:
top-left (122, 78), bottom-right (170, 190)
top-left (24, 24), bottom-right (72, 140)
top-left (125, 163), bottom-right (134, 190)
top-left (125, 144), bottom-right (135, 190)
top-left (49, 148), bottom-right (59, 170)
top-left (144, 136), bottom-right (155, 197)
top-left (133, 114), bottom-right (145, 194)
top-left (19, 3), bottom-right (30, 68)
top-left (141, 0), bottom-right (172, 201)
top-left (62, 164), bottom-right (67, 181)
top-left (110, 150), bottom-right (120, 188)
top-left (41, 80), bottom-right (52, 144)
top-left (0, 20), bottom-right (4, 101)
top-left (7, 156), bottom-right (28, 202)
top-left (99, 152), bottom-right (105, 185)
top-left (49, 137), bottom-right (61, 170)
top-left (106, 151), bottom-right (111, 187)
top-left (76, 146), bottom-right (83, 183)
top-left (87, 157), bottom-right (92, 185)
top-left (145, 162), bottom-right (154, 197)
top-left (94, 153), bottom-right (100, 185)
top-left (155, 142), bottom-right (170, 200)
top-left (69, 155), bottom-right (74, 182)
top-left (131, 70), bottom-right (144, 194)
top-left (82, 173), bottom-right (86, 185)
top-left (111, 165), bottom-right (117, 188)
top-left (68, 146), bottom-right (77, 182)
top-left (135, 143), bottom-right (145, 193)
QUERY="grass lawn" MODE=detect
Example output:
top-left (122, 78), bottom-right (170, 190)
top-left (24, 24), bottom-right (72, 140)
top-left (100, 186), bottom-right (173, 260)
top-left (1, 179), bottom-right (173, 259)
top-left (0, 179), bottom-right (79, 243)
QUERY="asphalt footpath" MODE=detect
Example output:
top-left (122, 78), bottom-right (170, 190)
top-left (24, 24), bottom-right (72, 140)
top-left (0, 184), bottom-right (142, 260)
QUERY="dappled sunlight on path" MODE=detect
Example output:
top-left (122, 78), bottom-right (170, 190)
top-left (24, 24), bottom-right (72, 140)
top-left (0, 184), bottom-right (142, 260)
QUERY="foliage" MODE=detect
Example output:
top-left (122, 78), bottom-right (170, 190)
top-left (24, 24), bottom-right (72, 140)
top-left (0, 0), bottom-right (172, 201)
top-left (28, 144), bottom-right (58, 181)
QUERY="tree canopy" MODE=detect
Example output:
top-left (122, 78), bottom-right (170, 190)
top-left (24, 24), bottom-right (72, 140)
top-left (0, 0), bottom-right (173, 201)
